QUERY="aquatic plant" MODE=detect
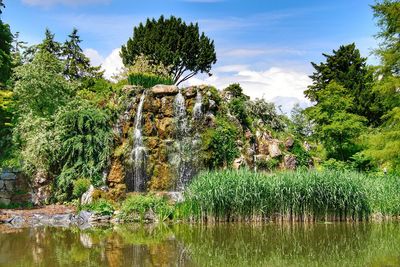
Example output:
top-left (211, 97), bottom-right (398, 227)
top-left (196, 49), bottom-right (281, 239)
top-left (183, 169), bottom-right (384, 222)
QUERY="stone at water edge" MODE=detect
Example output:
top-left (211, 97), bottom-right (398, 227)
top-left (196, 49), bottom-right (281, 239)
top-left (81, 185), bottom-right (95, 205)
top-left (151, 85), bottom-right (179, 95)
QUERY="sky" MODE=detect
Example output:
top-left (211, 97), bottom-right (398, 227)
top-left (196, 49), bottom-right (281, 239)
top-left (2, 0), bottom-right (380, 114)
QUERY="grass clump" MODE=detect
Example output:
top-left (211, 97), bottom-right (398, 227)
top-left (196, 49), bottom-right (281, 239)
top-left (72, 178), bottom-right (91, 199)
top-left (119, 194), bottom-right (174, 222)
top-left (184, 169), bottom-right (373, 222)
top-left (81, 199), bottom-right (115, 216)
top-left (128, 73), bottom-right (173, 88)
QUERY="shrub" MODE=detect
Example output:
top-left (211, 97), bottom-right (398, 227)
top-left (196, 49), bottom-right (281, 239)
top-left (81, 199), bottom-right (114, 216)
top-left (202, 116), bottom-right (240, 168)
top-left (119, 194), bottom-right (174, 222)
top-left (54, 99), bottom-right (113, 200)
top-left (72, 178), bottom-right (91, 199)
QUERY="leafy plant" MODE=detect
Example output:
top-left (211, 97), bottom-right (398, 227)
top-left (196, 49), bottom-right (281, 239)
top-left (81, 198), bottom-right (114, 216)
top-left (128, 73), bottom-right (173, 88)
top-left (72, 178), bottom-right (91, 199)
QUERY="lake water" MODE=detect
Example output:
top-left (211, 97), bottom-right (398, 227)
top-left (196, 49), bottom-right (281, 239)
top-left (1, 222), bottom-right (400, 267)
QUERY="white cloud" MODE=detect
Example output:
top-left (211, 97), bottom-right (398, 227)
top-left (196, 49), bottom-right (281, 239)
top-left (187, 66), bottom-right (312, 112)
top-left (215, 64), bottom-right (249, 73)
top-left (100, 48), bottom-right (124, 80)
top-left (84, 48), bottom-right (104, 66)
top-left (22, 0), bottom-right (110, 7)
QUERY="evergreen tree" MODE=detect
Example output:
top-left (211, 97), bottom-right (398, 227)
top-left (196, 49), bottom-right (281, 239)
top-left (121, 16), bottom-right (217, 85)
top-left (305, 44), bottom-right (381, 125)
top-left (38, 28), bottom-right (62, 57)
top-left (63, 28), bottom-right (102, 80)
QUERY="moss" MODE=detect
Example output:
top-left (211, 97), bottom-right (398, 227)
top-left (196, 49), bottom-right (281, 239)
top-left (148, 163), bottom-right (174, 191)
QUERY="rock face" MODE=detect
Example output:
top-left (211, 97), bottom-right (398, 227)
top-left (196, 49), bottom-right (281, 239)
top-left (81, 185), bottom-right (95, 205)
top-left (105, 84), bottom-right (306, 197)
top-left (151, 85), bottom-right (179, 95)
top-left (0, 170), bottom-right (31, 206)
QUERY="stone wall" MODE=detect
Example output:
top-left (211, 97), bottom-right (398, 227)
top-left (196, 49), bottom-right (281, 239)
top-left (0, 170), bottom-right (31, 205)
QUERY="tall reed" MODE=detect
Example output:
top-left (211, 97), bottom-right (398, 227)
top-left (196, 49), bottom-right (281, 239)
top-left (182, 169), bottom-right (398, 222)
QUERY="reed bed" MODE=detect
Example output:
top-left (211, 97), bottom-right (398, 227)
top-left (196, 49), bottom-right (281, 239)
top-left (182, 169), bottom-right (400, 222)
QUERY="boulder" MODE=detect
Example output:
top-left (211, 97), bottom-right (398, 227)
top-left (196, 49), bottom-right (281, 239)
top-left (284, 155), bottom-right (297, 170)
top-left (285, 137), bottom-right (294, 149)
top-left (160, 97), bottom-right (175, 117)
top-left (81, 185), bottom-right (95, 205)
top-left (268, 140), bottom-right (282, 158)
top-left (151, 85), bottom-right (179, 96)
top-left (156, 117), bottom-right (174, 139)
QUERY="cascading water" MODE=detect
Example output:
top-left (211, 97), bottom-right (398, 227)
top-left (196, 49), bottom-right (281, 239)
top-left (130, 92), bottom-right (147, 191)
top-left (192, 90), bottom-right (203, 120)
top-left (172, 90), bottom-right (201, 190)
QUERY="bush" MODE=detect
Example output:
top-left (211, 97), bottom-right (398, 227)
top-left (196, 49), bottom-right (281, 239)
top-left (72, 178), bottom-right (91, 199)
top-left (54, 99), bottom-right (113, 200)
top-left (128, 73), bottom-right (173, 88)
top-left (202, 116), bottom-right (240, 168)
top-left (119, 194), bottom-right (174, 222)
top-left (81, 199), bottom-right (114, 216)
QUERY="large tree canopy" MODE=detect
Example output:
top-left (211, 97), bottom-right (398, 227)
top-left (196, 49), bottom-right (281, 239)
top-left (305, 43), bottom-right (382, 125)
top-left (121, 15), bottom-right (217, 85)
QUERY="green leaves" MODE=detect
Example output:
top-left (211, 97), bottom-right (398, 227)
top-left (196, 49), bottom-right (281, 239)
top-left (121, 15), bottom-right (217, 85)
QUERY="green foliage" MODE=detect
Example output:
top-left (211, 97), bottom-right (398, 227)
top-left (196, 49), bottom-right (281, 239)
top-left (256, 158), bottom-right (279, 172)
top-left (0, 14), bottom-right (12, 87)
top-left (63, 28), bottom-right (102, 80)
top-left (372, 0), bottom-right (400, 76)
top-left (228, 97), bottom-right (250, 128)
top-left (362, 107), bottom-right (400, 172)
top-left (14, 113), bottom-right (57, 175)
top-left (248, 98), bottom-right (287, 132)
top-left (72, 178), bottom-right (91, 199)
top-left (13, 51), bottom-right (72, 117)
top-left (121, 15), bottom-right (217, 85)
top-left (184, 169), bottom-right (372, 221)
top-left (305, 43), bottom-right (381, 125)
top-left (306, 82), bottom-right (366, 161)
top-left (54, 99), bottom-right (113, 198)
top-left (37, 29), bottom-right (62, 57)
top-left (81, 198), bottom-right (114, 216)
top-left (290, 141), bottom-right (312, 167)
top-left (128, 73), bottom-right (173, 88)
top-left (290, 103), bottom-right (313, 138)
top-left (202, 116), bottom-right (240, 168)
top-left (224, 83), bottom-right (247, 99)
top-left (119, 194), bottom-right (174, 222)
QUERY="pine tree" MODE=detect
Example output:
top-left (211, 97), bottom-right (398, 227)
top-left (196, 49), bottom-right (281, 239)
top-left (38, 28), bottom-right (62, 57)
top-left (63, 28), bottom-right (102, 80)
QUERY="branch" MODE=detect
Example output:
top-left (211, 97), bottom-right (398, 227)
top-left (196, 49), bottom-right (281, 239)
top-left (176, 71), bottom-right (198, 86)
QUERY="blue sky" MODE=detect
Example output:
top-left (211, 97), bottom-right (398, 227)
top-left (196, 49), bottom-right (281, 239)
top-left (2, 0), bottom-right (379, 113)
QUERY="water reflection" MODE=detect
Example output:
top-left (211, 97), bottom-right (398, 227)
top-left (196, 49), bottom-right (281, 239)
top-left (1, 223), bottom-right (400, 267)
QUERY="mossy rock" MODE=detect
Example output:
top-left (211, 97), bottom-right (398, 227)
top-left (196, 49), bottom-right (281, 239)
top-left (148, 163), bottom-right (174, 191)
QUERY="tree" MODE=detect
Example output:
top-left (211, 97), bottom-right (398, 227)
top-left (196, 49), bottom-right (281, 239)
top-left (54, 99), bottom-right (113, 199)
top-left (306, 82), bottom-right (366, 161)
top-left (121, 16), bottom-right (217, 85)
top-left (305, 44), bottom-right (381, 125)
top-left (372, 0), bottom-right (400, 76)
top-left (290, 103), bottom-right (313, 138)
top-left (0, 5), bottom-right (12, 87)
top-left (63, 28), bottom-right (102, 80)
top-left (13, 51), bottom-right (72, 117)
top-left (0, 0), bottom-right (5, 14)
top-left (248, 98), bottom-right (287, 132)
top-left (38, 28), bottom-right (62, 57)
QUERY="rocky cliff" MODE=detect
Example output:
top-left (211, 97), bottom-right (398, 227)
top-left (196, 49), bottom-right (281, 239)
top-left (106, 84), bottom-right (310, 199)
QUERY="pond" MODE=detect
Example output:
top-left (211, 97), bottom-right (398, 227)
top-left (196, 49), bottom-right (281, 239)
top-left (1, 222), bottom-right (400, 267)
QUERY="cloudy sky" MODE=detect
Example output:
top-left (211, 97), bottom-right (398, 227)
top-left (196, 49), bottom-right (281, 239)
top-left (2, 0), bottom-right (379, 113)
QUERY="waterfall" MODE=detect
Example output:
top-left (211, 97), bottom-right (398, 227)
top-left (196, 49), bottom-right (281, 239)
top-left (130, 92), bottom-right (147, 191)
top-left (193, 90), bottom-right (203, 119)
top-left (174, 90), bottom-right (188, 135)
